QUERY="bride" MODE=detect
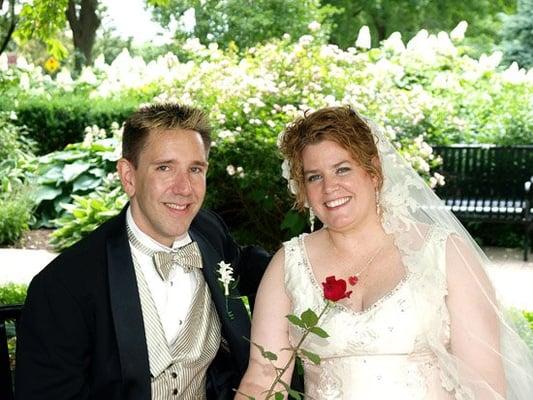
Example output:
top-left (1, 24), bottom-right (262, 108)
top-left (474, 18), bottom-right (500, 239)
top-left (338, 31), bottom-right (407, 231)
top-left (236, 106), bottom-right (533, 399)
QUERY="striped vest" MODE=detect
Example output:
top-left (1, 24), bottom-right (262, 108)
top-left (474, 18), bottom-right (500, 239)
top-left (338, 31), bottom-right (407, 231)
top-left (133, 257), bottom-right (221, 399)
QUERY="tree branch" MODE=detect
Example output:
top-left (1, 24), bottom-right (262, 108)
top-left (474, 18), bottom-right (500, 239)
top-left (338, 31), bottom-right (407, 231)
top-left (0, 0), bottom-right (16, 55)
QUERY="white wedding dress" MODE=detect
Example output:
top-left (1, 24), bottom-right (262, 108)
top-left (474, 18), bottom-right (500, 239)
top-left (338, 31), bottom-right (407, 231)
top-left (284, 229), bottom-right (457, 400)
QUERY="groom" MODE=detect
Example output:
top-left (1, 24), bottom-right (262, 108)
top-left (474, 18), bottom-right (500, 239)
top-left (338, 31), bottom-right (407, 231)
top-left (15, 103), bottom-right (270, 400)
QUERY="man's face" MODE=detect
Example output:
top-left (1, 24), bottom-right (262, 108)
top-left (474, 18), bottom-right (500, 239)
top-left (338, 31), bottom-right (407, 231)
top-left (118, 129), bottom-right (208, 246)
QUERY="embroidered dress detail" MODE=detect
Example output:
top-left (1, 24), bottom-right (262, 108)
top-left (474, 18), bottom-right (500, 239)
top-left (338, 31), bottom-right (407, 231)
top-left (283, 233), bottom-right (451, 399)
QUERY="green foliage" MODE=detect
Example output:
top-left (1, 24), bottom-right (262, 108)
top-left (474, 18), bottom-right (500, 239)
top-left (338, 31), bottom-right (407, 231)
top-left (50, 180), bottom-right (127, 251)
top-left (0, 111), bottom-right (36, 244)
top-left (523, 311), bottom-right (533, 331)
top-left (14, 0), bottom-right (70, 60)
top-left (3, 95), bottom-right (139, 154)
top-left (0, 186), bottom-right (33, 245)
top-left (0, 283), bottom-right (28, 305)
top-left (2, 25), bottom-right (531, 249)
top-left (501, 0), bottom-right (533, 68)
top-left (151, 0), bottom-right (335, 50)
top-left (507, 308), bottom-right (533, 350)
top-left (30, 124), bottom-right (122, 227)
top-left (324, 0), bottom-right (515, 51)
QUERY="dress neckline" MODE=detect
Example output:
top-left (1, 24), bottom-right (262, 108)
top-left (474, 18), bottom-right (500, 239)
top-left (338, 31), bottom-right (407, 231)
top-left (297, 234), bottom-right (411, 316)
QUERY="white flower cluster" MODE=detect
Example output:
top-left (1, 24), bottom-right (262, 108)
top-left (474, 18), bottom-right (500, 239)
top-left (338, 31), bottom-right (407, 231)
top-left (217, 261), bottom-right (235, 296)
top-left (226, 165), bottom-right (245, 178)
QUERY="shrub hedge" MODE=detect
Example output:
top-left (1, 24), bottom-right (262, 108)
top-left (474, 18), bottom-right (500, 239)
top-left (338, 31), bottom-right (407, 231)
top-left (0, 95), bottom-right (139, 154)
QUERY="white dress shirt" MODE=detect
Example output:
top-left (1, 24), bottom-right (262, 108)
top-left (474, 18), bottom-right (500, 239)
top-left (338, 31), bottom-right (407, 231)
top-left (126, 207), bottom-right (198, 344)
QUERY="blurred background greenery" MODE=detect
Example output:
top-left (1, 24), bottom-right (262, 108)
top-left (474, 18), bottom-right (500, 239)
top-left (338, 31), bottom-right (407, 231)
top-left (0, 0), bottom-right (531, 253)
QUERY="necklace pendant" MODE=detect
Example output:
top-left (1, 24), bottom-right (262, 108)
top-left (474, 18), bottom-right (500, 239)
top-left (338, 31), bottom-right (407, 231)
top-left (348, 275), bottom-right (358, 286)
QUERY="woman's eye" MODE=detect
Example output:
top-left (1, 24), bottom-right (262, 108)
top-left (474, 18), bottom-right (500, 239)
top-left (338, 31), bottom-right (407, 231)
top-left (337, 167), bottom-right (350, 175)
top-left (307, 174), bottom-right (321, 182)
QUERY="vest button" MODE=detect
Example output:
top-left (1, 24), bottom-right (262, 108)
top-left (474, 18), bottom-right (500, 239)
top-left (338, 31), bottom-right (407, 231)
top-left (171, 372), bottom-right (177, 378)
top-left (172, 388), bottom-right (178, 395)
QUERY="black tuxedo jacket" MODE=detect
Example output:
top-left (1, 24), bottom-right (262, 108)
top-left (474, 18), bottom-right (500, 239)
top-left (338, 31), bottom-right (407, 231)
top-left (15, 207), bottom-right (270, 400)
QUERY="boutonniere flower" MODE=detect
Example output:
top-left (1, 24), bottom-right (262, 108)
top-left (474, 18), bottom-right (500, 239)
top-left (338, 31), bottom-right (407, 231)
top-left (217, 260), bottom-right (235, 296)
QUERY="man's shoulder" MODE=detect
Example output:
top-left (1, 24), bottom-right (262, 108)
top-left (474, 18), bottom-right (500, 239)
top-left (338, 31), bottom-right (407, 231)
top-left (191, 208), bottom-right (228, 235)
top-left (37, 211), bottom-right (126, 280)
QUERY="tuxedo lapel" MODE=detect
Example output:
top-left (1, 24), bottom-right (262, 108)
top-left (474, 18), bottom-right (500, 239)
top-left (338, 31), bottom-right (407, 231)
top-left (106, 211), bottom-right (151, 400)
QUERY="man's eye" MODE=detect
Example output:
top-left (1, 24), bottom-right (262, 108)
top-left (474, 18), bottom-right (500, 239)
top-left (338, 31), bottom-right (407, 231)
top-left (157, 165), bottom-right (170, 171)
top-left (191, 166), bottom-right (204, 174)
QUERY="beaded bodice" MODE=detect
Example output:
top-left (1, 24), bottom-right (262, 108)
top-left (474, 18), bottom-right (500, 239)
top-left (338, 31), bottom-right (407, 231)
top-left (283, 234), bottom-right (451, 399)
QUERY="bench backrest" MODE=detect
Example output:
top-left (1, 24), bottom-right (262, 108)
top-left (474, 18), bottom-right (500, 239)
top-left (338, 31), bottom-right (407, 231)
top-left (433, 145), bottom-right (533, 202)
top-left (0, 305), bottom-right (22, 400)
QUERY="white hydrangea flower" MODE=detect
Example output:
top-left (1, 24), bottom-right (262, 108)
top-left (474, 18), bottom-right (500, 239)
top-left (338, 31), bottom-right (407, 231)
top-left (0, 53), bottom-right (8, 71)
top-left (308, 21), bottom-right (321, 32)
top-left (355, 26), bottom-right (371, 49)
top-left (226, 165), bottom-right (236, 176)
top-left (450, 21), bottom-right (468, 41)
top-left (298, 35), bottom-right (314, 46)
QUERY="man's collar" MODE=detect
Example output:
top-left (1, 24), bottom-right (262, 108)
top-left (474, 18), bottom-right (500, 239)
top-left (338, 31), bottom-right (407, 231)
top-left (125, 205), bottom-right (191, 251)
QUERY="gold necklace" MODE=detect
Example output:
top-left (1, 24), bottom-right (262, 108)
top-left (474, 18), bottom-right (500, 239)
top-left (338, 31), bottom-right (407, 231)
top-left (327, 231), bottom-right (386, 286)
top-left (346, 243), bottom-right (385, 285)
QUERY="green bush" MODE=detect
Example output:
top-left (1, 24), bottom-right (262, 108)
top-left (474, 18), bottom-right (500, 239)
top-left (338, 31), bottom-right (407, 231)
top-left (30, 124), bottom-right (122, 227)
top-left (524, 311), bottom-right (533, 331)
top-left (50, 179), bottom-right (128, 251)
top-left (507, 308), bottom-right (533, 350)
top-left (1, 95), bottom-right (139, 154)
top-left (0, 283), bottom-right (28, 305)
top-left (0, 188), bottom-right (34, 245)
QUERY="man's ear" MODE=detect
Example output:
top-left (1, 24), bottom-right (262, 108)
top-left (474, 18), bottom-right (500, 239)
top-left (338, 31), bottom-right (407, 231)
top-left (117, 158), bottom-right (136, 198)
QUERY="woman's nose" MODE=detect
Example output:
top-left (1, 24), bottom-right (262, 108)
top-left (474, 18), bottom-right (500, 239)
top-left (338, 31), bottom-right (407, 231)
top-left (323, 175), bottom-right (339, 194)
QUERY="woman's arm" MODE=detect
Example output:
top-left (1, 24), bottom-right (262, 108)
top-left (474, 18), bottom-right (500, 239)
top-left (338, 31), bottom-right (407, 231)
top-left (235, 248), bottom-right (295, 399)
top-left (445, 235), bottom-right (506, 398)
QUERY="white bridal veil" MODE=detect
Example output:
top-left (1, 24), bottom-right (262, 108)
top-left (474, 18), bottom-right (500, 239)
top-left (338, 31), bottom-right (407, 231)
top-left (367, 118), bottom-right (533, 399)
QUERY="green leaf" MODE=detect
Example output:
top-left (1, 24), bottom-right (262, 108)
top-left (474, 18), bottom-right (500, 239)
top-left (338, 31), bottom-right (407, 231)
top-left (63, 162), bottom-right (91, 182)
top-left (32, 185), bottom-right (62, 203)
top-left (262, 350), bottom-right (278, 361)
top-left (249, 340), bottom-right (278, 361)
top-left (309, 326), bottom-right (329, 338)
top-left (287, 388), bottom-right (303, 399)
top-left (38, 166), bottom-right (64, 183)
top-left (300, 309), bottom-right (318, 328)
top-left (280, 210), bottom-right (307, 236)
top-left (274, 392), bottom-right (284, 400)
top-left (286, 314), bottom-right (306, 329)
top-left (72, 174), bottom-right (101, 192)
top-left (300, 349), bottom-right (321, 365)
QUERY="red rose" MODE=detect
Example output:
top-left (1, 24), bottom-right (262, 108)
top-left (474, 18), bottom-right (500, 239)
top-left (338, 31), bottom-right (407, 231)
top-left (322, 276), bottom-right (352, 302)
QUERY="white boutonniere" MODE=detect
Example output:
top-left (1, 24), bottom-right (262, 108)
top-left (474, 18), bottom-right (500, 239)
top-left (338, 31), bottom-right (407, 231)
top-left (217, 260), bottom-right (235, 296)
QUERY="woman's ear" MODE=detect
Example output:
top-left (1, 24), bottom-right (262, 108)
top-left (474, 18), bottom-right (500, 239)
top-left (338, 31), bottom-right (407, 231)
top-left (371, 156), bottom-right (382, 188)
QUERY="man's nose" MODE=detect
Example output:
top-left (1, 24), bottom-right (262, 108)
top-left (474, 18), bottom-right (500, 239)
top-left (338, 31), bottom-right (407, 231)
top-left (171, 172), bottom-right (193, 195)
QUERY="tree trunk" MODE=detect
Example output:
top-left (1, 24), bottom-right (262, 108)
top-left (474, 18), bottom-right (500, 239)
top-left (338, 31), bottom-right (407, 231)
top-left (66, 0), bottom-right (100, 71)
top-left (0, 0), bottom-right (17, 55)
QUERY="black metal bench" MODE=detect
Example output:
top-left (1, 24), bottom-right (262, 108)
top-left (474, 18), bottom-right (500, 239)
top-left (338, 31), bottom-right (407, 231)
top-left (433, 145), bottom-right (533, 261)
top-left (0, 304), bottom-right (22, 400)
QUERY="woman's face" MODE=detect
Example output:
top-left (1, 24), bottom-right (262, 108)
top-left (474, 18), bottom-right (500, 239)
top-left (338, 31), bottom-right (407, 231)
top-left (301, 139), bottom-right (378, 233)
